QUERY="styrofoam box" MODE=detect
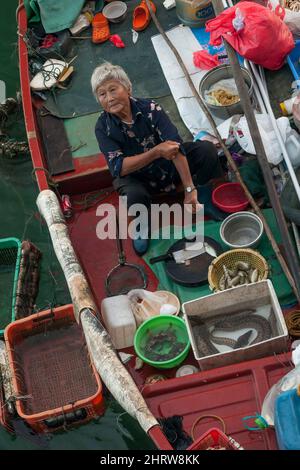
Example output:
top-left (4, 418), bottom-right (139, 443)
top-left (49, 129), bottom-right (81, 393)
top-left (182, 280), bottom-right (289, 371)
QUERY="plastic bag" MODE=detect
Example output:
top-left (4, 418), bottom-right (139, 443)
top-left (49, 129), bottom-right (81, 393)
top-left (205, 78), bottom-right (239, 106)
top-left (109, 34), bottom-right (125, 48)
top-left (127, 289), bottom-right (177, 326)
top-left (261, 344), bottom-right (300, 425)
top-left (268, 0), bottom-right (300, 38)
top-left (206, 2), bottom-right (294, 70)
top-left (233, 114), bottom-right (291, 165)
top-left (193, 50), bottom-right (220, 70)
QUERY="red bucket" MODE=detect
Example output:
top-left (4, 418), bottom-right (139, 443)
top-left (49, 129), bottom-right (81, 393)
top-left (212, 183), bottom-right (248, 213)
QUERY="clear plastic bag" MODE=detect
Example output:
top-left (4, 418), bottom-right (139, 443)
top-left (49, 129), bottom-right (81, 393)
top-left (127, 289), bottom-right (178, 326)
top-left (261, 344), bottom-right (300, 425)
top-left (205, 78), bottom-right (239, 106)
top-left (233, 114), bottom-right (291, 165)
top-left (261, 365), bottom-right (300, 425)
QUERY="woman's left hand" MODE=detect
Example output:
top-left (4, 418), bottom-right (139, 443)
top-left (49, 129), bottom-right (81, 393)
top-left (184, 190), bottom-right (203, 214)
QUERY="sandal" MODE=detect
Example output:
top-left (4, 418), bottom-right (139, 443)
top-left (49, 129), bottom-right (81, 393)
top-left (133, 0), bottom-right (156, 32)
top-left (92, 13), bottom-right (110, 44)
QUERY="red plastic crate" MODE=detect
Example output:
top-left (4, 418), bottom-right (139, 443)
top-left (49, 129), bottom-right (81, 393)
top-left (4, 304), bottom-right (104, 433)
top-left (187, 427), bottom-right (240, 450)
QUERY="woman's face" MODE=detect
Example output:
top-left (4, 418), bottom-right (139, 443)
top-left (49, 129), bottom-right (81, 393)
top-left (97, 80), bottom-right (130, 116)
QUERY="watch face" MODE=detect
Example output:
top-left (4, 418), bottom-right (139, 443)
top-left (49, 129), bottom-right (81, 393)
top-left (186, 186), bottom-right (192, 193)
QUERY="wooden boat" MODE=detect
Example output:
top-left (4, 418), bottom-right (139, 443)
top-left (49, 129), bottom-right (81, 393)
top-left (16, 0), bottom-right (295, 450)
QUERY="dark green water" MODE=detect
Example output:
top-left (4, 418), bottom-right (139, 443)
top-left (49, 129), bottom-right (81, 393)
top-left (0, 1), bottom-right (154, 450)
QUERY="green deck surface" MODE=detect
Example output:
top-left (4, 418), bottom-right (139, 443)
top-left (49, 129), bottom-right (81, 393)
top-left (144, 208), bottom-right (296, 306)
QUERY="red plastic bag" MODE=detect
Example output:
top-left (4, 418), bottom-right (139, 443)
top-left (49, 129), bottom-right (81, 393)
top-left (206, 1), bottom-right (294, 70)
top-left (193, 50), bottom-right (220, 70)
top-left (109, 35), bottom-right (125, 48)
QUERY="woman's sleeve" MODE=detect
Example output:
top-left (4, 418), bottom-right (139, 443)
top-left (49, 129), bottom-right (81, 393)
top-left (150, 101), bottom-right (186, 155)
top-left (95, 124), bottom-right (124, 178)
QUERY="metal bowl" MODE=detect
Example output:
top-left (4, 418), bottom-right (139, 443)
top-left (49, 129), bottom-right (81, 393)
top-left (102, 1), bottom-right (127, 23)
top-left (220, 212), bottom-right (264, 249)
top-left (199, 65), bottom-right (253, 119)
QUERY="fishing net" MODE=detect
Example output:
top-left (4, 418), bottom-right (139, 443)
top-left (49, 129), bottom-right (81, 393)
top-left (105, 263), bottom-right (147, 297)
top-left (15, 241), bottom-right (41, 319)
top-left (105, 214), bottom-right (147, 296)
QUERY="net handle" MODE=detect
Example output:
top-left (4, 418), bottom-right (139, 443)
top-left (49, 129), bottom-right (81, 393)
top-left (115, 210), bottom-right (125, 265)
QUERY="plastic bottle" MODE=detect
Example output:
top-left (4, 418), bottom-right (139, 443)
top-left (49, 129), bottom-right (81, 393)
top-left (280, 96), bottom-right (297, 116)
top-left (285, 128), bottom-right (300, 168)
top-left (274, 385), bottom-right (300, 450)
top-left (293, 94), bottom-right (300, 133)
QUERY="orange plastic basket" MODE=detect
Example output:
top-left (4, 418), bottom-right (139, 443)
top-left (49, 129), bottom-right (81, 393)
top-left (187, 428), bottom-right (240, 450)
top-left (5, 304), bottom-right (104, 433)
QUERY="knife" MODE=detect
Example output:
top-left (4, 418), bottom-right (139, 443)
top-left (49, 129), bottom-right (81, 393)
top-left (149, 241), bottom-right (216, 264)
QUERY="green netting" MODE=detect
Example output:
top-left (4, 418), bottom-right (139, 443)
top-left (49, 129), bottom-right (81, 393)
top-left (144, 208), bottom-right (296, 307)
top-left (0, 237), bottom-right (21, 335)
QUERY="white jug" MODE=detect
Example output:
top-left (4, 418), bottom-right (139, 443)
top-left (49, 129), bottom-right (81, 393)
top-left (285, 130), bottom-right (300, 169)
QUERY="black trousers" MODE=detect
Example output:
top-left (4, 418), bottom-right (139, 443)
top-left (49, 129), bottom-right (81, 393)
top-left (113, 141), bottom-right (223, 209)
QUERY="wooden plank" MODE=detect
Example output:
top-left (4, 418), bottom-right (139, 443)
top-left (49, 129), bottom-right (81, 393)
top-left (37, 109), bottom-right (74, 175)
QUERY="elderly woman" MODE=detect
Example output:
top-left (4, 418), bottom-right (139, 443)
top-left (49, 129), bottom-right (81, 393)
top-left (92, 62), bottom-right (224, 255)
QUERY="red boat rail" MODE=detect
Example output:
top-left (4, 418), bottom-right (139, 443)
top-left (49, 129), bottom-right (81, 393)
top-left (17, 1), bottom-right (110, 195)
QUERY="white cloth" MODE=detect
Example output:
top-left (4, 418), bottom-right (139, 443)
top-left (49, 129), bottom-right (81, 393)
top-left (151, 25), bottom-right (223, 136)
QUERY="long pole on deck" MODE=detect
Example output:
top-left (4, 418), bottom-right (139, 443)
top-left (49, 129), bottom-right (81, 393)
top-left (211, 0), bottom-right (300, 298)
top-left (146, 0), bottom-right (300, 302)
top-left (36, 190), bottom-right (171, 447)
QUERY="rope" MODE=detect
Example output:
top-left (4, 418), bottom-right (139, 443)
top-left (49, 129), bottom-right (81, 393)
top-left (191, 414), bottom-right (226, 441)
top-left (285, 310), bottom-right (300, 337)
top-left (31, 166), bottom-right (59, 193)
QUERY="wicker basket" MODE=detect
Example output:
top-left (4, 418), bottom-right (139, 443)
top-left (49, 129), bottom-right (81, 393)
top-left (208, 248), bottom-right (269, 292)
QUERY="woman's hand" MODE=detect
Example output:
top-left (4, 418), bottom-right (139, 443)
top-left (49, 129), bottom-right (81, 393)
top-left (184, 190), bottom-right (203, 214)
top-left (154, 141), bottom-right (180, 160)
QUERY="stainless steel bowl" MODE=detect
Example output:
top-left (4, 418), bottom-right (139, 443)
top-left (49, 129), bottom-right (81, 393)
top-left (102, 1), bottom-right (127, 23)
top-left (220, 212), bottom-right (264, 249)
top-left (199, 65), bottom-right (254, 120)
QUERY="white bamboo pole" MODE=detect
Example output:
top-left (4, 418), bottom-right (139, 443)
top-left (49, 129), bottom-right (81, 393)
top-left (249, 61), bottom-right (300, 205)
top-left (36, 189), bottom-right (158, 435)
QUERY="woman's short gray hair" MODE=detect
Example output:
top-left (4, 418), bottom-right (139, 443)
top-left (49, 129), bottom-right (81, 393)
top-left (91, 62), bottom-right (132, 101)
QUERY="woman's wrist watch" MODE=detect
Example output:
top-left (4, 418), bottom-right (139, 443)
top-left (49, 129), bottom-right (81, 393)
top-left (185, 186), bottom-right (196, 193)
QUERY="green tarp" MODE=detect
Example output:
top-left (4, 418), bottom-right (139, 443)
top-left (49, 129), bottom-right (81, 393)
top-left (24, 0), bottom-right (85, 33)
top-left (42, 4), bottom-right (180, 118)
top-left (144, 208), bottom-right (296, 306)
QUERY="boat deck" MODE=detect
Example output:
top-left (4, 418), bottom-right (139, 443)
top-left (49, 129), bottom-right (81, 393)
top-left (16, 0), bottom-right (299, 450)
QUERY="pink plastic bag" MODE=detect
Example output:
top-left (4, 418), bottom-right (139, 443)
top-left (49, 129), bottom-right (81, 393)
top-left (193, 50), bottom-right (220, 70)
top-left (205, 1), bottom-right (294, 70)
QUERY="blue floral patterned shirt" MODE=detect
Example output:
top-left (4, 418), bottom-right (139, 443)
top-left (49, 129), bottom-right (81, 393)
top-left (95, 97), bottom-right (186, 192)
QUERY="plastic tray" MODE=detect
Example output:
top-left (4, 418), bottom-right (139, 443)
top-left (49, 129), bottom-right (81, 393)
top-left (5, 304), bottom-right (104, 432)
top-left (287, 40), bottom-right (300, 82)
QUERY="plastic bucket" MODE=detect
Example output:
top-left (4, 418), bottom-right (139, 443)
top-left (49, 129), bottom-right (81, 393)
top-left (199, 65), bottom-right (254, 119)
top-left (175, 0), bottom-right (215, 28)
top-left (134, 315), bottom-right (190, 369)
